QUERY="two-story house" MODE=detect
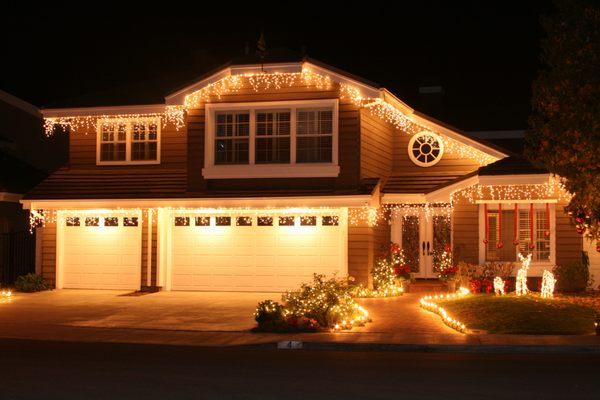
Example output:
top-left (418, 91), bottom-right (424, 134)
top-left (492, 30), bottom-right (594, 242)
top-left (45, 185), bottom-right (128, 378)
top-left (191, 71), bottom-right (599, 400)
top-left (21, 55), bottom-right (588, 292)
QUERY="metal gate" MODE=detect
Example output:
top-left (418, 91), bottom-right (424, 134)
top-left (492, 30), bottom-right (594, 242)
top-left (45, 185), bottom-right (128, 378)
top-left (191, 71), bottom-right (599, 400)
top-left (0, 231), bottom-right (35, 285)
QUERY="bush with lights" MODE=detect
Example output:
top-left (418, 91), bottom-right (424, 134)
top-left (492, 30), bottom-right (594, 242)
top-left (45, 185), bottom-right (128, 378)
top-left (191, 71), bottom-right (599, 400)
top-left (253, 274), bottom-right (370, 332)
top-left (437, 245), bottom-right (458, 282)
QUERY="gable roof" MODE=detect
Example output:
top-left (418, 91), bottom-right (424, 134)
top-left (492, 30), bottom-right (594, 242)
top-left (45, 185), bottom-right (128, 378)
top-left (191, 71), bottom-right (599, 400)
top-left (0, 150), bottom-right (47, 194)
top-left (42, 55), bottom-right (508, 160)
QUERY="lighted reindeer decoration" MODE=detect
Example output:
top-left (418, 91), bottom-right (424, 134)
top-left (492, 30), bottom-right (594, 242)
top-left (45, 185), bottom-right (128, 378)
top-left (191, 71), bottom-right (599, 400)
top-left (515, 253), bottom-right (532, 296)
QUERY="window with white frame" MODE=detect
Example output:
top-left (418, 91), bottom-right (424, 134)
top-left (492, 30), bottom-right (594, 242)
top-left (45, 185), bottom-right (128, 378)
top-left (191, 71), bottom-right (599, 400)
top-left (296, 109), bottom-right (333, 163)
top-left (215, 111), bottom-right (250, 164)
top-left (255, 110), bottom-right (291, 163)
top-left (100, 123), bottom-right (127, 162)
top-left (97, 119), bottom-right (160, 164)
top-left (483, 204), bottom-right (553, 263)
top-left (204, 100), bottom-right (339, 178)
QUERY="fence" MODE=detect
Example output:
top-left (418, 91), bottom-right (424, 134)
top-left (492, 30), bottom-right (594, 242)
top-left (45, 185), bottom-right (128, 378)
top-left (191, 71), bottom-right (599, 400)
top-left (0, 230), bottom-right (35, 285)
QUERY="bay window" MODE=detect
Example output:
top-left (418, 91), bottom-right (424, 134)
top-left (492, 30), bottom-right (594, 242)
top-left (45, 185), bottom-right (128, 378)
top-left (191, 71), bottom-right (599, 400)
top-left (97, 118), bottom-right (160, 165)
top-left (204, 100), bottom-right (339, 178)
top-left (481, 203), bottom-right (554, 264)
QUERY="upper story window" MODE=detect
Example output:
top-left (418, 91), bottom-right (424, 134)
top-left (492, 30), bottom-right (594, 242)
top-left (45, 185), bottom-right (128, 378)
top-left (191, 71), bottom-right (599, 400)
top-left (97, 118), bottom-right (160, 165)
top-left (204, 99), bottom-right (339, 179)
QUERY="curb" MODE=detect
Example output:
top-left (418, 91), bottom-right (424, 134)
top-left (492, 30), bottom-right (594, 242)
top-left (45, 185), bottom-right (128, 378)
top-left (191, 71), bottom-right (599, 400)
top-left (273, 341), bottom-right (600, 354)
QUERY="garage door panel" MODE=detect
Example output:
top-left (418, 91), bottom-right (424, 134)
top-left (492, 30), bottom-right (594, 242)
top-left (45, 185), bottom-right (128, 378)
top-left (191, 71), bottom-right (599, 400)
top-left (61, 217), bottom-right (141, 290)
top-left (171, 212), bottom-right (347, 291)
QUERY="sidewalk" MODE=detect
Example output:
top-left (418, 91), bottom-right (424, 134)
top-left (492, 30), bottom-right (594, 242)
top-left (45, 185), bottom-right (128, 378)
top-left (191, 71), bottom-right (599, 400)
top-left (1, 290), bottom-right (598, 352)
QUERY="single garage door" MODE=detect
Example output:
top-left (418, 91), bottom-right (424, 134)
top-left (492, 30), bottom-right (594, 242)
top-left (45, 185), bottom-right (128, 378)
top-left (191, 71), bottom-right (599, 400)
top-left (169, 212), bottom-right (347, 291)
top-left (60, 214), bottom-right (142, 290)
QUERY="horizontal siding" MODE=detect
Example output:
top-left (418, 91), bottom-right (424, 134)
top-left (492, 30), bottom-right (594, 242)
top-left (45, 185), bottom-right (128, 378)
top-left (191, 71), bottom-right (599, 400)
top-left (452, 201), bottom-right (479, 264)
top-left (40, 221), bottom-right (56, 286)
top-left (555, 202), bottom-right (583, 266)
top-left (360, 110), bottom-right (394, 180)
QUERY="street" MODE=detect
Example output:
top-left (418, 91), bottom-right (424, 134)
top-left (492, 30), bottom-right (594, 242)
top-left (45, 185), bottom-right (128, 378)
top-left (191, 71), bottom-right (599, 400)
top-left (0, 339), bottom-right (598, 399)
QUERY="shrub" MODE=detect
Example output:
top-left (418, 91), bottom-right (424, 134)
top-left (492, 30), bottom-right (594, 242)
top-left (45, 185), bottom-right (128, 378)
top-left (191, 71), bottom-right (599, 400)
top-left (282, 274), bottom-right (368, 328)
top-left (254, 300), bottom-right (284, 325)
top-left (15, 274), bottom-right (49, 292)
top-left (372, 259), bottom-right (396, 291)
top-left (554, 260), bottom-right (589, 293)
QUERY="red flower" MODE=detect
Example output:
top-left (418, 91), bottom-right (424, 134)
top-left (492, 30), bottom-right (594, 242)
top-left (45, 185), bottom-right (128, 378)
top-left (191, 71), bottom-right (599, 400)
top-left (390, 243), bottom-right (400, 254)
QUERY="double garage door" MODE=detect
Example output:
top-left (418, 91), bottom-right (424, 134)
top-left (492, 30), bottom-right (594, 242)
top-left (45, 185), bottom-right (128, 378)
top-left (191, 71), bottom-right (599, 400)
top-left (169, 212), bottom-right (348, 292)
top-left (59, 210), bottom-right (347, 292)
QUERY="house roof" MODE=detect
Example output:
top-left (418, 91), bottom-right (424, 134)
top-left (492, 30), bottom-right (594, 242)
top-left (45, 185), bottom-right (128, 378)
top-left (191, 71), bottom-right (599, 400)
top-left (0, 150), bottom-right (47, 194)
top-left (478, 156), bottom-right (547, 176)
top-left (23, 167), bottom-right (377, 200)
top-left (381, 172), bottom-right (466, 194)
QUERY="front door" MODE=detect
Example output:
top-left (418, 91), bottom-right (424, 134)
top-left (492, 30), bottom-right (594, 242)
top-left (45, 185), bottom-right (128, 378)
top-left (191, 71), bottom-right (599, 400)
top-left (391, 208), bottom-right (452, 279)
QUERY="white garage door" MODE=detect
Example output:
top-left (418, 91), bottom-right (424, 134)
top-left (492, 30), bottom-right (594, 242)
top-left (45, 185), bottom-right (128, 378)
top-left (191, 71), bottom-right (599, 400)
top-left (169, 212), bottom-right (347, 291)
top-left (60, 214), bottom-right (142, 290)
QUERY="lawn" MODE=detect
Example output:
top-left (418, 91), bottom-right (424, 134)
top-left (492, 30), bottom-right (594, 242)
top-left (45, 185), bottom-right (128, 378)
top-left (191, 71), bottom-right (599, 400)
top-left (438, 294), bottom-right (597, 335)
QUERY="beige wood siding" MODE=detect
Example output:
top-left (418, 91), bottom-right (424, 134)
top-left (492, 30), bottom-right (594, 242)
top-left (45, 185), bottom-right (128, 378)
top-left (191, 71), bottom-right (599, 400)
top-left (347, 208), bottom-right (390, 287)
top-left (360, 110), bottom-right (394, 179)
top-left (452, 200), bottom-right (479, 264)
top-left (39, 221), bottom-right (56, 286)
top-left (555, 201), bottom-right (583, 266)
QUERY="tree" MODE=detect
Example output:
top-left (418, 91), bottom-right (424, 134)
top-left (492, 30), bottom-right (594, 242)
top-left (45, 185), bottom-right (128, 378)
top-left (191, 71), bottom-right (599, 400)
top-left (527, 0), bottom-right (600, 244)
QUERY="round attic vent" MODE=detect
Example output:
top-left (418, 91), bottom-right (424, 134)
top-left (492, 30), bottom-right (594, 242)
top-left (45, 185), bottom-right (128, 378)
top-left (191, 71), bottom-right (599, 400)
top-left (408, 131), bottom-right (444, 167)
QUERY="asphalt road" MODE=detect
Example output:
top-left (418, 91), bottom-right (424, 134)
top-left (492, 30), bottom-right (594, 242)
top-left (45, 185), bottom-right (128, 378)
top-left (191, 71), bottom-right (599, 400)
top-left (0, 339), bottom-right (599, 399)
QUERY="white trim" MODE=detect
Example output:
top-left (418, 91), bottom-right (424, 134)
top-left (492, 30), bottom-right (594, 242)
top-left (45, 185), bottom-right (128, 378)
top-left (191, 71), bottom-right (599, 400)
top-left (96, 117), bottom-right (161, 166)
top-left (303, 62), bottom-right (381, 99)
top-left (0, 192), bottom-right (23, 202)
top-left (478, 174), bottom-right (551, 186)
top-left (426, 175), bottom-right (479, 203)
top-left (42, 104), bottom-right (167, 118)
top-left (202, 164), bottom-right (340, 179)
top-left (203, 99), bottom-right (339, 179)
top-left (147, 208), bottom-right (153, 287)
top-left (475, 199), bottom-right (558, 204)
top-left (21, 195), bottom-right (375, 211)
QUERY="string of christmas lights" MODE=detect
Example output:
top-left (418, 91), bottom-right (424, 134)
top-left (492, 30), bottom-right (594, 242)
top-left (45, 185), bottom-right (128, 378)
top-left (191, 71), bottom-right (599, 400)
top-left (419, 287), bottom-right (470, 333)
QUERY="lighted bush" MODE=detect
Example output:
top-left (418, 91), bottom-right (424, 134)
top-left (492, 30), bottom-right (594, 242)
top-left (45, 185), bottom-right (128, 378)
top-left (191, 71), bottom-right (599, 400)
top-left (372, 259), bottom-right (396, 291)
top-left (281, 274), bottom-right (369, 329)
top-left (254, 300), bottom-right (284, 325)
top-left (15, 273), bottom-right (49, 292)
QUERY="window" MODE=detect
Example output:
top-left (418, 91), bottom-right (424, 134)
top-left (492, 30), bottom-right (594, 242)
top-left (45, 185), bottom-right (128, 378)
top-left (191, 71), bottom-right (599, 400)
top-left (104, 217), bottom-right (119, 227)
top-left (322, 216), bottom-right (339, 226)
top-left (174, 217), bottom-right (190, 226)
top-left (278, 216), bottom-right (295, 226)
top-left (204, 100), bottom-right (339, 178)
top-left (66, 217), bottom-right (80, 227)
top-left (131, 122), bottom-right (158, 161)
top-left (195, 216), bottom-right (210, 226)
top-left (124, 217), bottom-right (139, 227)
top-left (100, 123), bottom-right (126, 162)
top-left (257, 216), bottom-right (273, 226)
top-left (97, 119), bottom-right (160, 164)
top-left (255, 111), bottom-right (291, 163)
top-left (300, 216), bottom-right (317, 226)
top-left (296, 109), bottom-right (333, 163)
top-left (483, 204), bottom-right (553, 263)
top-left (236, 216), bottom-right (252, 226)
top-left (216, 216), bottom-right (231, 226)
top-left (408, 132), bottom-right (444, 167)
top-left (85, 217), bottom-right (100, 227)
top-left (215, 112), bottom-right (250, 164)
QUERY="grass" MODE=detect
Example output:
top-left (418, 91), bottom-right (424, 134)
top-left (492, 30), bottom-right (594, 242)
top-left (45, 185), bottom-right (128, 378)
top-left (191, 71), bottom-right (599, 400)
top-left (438, 294), bottom-right (597, 335)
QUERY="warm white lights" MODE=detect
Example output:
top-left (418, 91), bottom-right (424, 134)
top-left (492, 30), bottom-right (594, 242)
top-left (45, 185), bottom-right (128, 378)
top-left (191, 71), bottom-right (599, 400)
top-left (541, 270), bottom-right (557, 299)
top-left (44, 106), bottom-right (185, 137)
top-left (493, 277), bottom-right (505, 296)
top-left (515, 253), bottom-right (532, 296)
top-left (419, 288), bottom-right (469, 333)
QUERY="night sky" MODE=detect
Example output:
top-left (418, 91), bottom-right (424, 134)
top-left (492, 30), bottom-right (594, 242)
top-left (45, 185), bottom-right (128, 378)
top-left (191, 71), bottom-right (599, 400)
top-left (1, 2), bottom-right (552, 131)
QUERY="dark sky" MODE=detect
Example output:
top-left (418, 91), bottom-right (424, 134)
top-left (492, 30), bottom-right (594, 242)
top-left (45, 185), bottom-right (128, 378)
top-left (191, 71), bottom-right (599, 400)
top-left (1, 2), bottom-right (552, 131)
